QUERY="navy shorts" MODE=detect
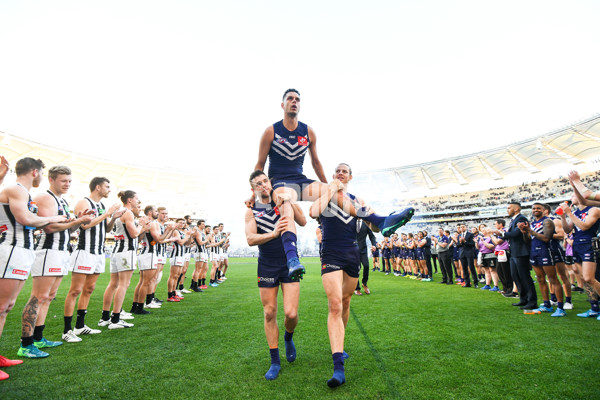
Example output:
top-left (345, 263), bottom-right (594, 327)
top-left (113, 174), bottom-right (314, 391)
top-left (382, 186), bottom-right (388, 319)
top-left (551, 245), bottom-right (565, 264)
top-left (257, 257), bottom-right (294, 288)
top-left (565, 255), bottom-right (574, 265)
top-left (573, 240), bottom-right (596, 264)
top-left (271, 175), bottom-right (316, 201)
top-left (321, 247), bottom-right (360, 278)
top-left (530, 248), bottom-right (554, 267)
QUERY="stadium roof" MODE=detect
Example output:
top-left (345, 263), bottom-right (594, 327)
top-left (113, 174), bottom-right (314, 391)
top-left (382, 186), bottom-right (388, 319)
top-left (0, 131), bottom-right (206, 196)
top-left (353, 113), bottom-right (600, 191)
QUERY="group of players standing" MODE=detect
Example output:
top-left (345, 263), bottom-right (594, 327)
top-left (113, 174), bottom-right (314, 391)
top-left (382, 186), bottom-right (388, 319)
top-left (370, 172), bottom-right (600, 322)
top-left (0, 156), bottom-right (230, 381)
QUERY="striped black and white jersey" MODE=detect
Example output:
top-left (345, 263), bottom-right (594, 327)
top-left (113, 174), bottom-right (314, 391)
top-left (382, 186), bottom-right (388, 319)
top-left (170, 230), bottom-right (185, 257)
top-left (155, 223), bottom-right (166, 257)
top-left (112, 215), bottom-right (138, 253)
top-left (0, 185), bottom-right (35, 249)
top-left (139, 229), bottom-right (156, 255)
top-left (37, 191), bottom-right (70, 251)
top-left (76, 197), bottom-right (107, 255)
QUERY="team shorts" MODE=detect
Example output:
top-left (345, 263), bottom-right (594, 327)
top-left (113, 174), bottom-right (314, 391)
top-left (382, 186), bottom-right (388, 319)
top-left (320, 247), bottom-right (360, 278)
top-left (550, 245), bottom-right (566, 264)
top-left (573, 240), bottom-right (595, 263)
top-left (138, 252), bottom-right (158, 271)
top-left (110, 250), bottom-right (137, 273)
top-left (157, 253), bottom-right (166, 265)
top-left (564, 255), bottom-right (574, 265)
top-left (481, 255), bottom-right (497, 268)
top-left (257, 257), bottom-right (294, 288)
top-left (171, 256), bottom-right (185, 267)
top-left (530, 248), bottom-right (554, 267)
top-left (184, 253), bottom-right (191, 262)
top-left (195, 252), bottom-right (208, 262)
top-left (0, 245), bottom-right (35, 280)
top-left (222, 253), bottom-right (228, 261)
top-left (271, 174), bottom-right (316, 201)
top-left (32, 249), bottom-right (70, 277)
top-left (70, 249), bottom-right (105, 275)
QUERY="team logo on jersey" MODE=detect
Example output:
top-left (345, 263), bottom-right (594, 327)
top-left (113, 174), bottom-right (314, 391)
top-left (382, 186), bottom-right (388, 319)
top-left (277, 138), bottom-right (287, 144)
top-left (298, 136), bottom-right (308, 146)
top-left (256, 211), bottom-right (265, 217)
top-left (274, 207), bottom-right (280, 216)
top-left (98, 208), bottom-right (106, 215)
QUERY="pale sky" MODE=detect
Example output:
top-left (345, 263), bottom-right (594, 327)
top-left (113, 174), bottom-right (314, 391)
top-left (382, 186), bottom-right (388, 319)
top-left (1, 0), bottom-right (599, 251)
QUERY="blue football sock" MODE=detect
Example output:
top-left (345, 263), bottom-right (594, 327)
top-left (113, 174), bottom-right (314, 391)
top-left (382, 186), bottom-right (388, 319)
top-left (284, 330), bottom-right (293, 342)
top-left (558, 302), bottom-right (564, 310)
top-left (566, 296), bottom-right (572, 303)
top-left (281, 232), bottom-right (299, 262)
top-left (543, 300), bottom-right (551, 308)
top-left (550, 293), bottom-right (557, 302)
top-left (358, 207), bottom-right (385, 228)
top-left (332, 352), bottom-right (344, 371)
top-left (270, 347), bottom-right (280, 365)
top-left (591, 301), bottom-right (599, 312)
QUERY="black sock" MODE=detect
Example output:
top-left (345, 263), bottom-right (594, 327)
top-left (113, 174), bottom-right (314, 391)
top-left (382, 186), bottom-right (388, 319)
top-left (102, 310), bottom-right (111, 321)
top-left (21, 335), bottom-right (34, 347)
top-left (210, 279), bottom-right (214, 284)
top-left (111, 312), bottom-right (120, 324)
top-left (75, 309), bottom-right (87, 329)
top-left (201, 279), bottom-right (205, 286)
top-left (33, 325), bottom-right (45, 341)
top-left (179, 284), bottom-right (184, 290)
top-left (284, 330), bottom-right (294, 342)
top-left (146, 294), bottom-right (153, 305)
top-left (64, 316), bottom-right (73, 334)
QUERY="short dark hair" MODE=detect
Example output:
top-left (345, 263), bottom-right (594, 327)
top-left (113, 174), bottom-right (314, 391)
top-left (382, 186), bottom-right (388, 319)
top-left (496, 219), bottom-right (506, 227)
top-left (89, 177), bottom-right (110, 192)
top-left (509, 200), bottom-right (522, 208)
top-left (15, 158), bottom-right (45, 176)
top-left (144, 205), bottom-right (155, 216)
top-left (197, 219), bottom-right (205, 226)
top-left (282, 88), bottom-right (300, 101)
top-left (249, 170), bottom-right (267, 184)
top-left (336, 163), bottom-right (352, 176)
top-left (117, 190), bottom-right (136, 204)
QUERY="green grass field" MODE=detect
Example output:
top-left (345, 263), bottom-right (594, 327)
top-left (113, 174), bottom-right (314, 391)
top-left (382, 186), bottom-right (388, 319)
top-left (1, 257), bottom-right (599, 399)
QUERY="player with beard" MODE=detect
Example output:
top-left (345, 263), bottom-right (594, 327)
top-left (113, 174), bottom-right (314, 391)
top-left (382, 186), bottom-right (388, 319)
top-left (245, 170), bottom-right (306, 380)
top-left (309, 163), bottom-right (377, 387)
top-left (0, 158), bottom-right (67, 370)
top-left (147, 207), bottom-right (176, 306)
top-left (63, 177), bottom-right (123, 342)
top-left (167, 219), bottom-right (192, 301)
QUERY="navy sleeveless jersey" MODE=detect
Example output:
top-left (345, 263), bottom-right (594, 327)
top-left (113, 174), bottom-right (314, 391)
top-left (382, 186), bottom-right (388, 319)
top-left (252, 200), bottom-right (286, 263)
top-left (530, 216), bottom-right (551, 251)
top-left (573, 206), bottom-right (600, 241)
top-left (320, 193), bottom-right (359, 250)
top-left (267, 120), bottom-right (310, 178)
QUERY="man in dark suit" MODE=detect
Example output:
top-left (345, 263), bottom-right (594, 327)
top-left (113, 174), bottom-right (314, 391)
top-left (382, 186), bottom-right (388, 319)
top-left (354, 220), bottom-right (377, 295)
top-left (458, 224), bottom-right (477, 288)
top-left (497, 201), bottom-right (537, 309)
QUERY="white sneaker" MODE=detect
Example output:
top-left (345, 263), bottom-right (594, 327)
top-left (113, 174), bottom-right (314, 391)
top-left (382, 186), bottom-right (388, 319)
top-left (62, 330), bottom-right (82, 343)
top-left (144, 302), bottom-right (160, 309)
top-left (564, 302), bottom-right (573, 310)
top-left (73, 325), bottom-right (102, 335)
top-left (98, 319), bottom-right (111, 327)
top-left (220, 276), bottom-right (227, 280)
top-left (176, 291), bottom-right (184, 298)
top-left (180, 288), bottom-right (192, 294)
top-left (120, 311), bottom-right (134, 320)
top-left (550, 300), bottom-right (558, 306)
top-left (108, 320), bottom-right (134, 330)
